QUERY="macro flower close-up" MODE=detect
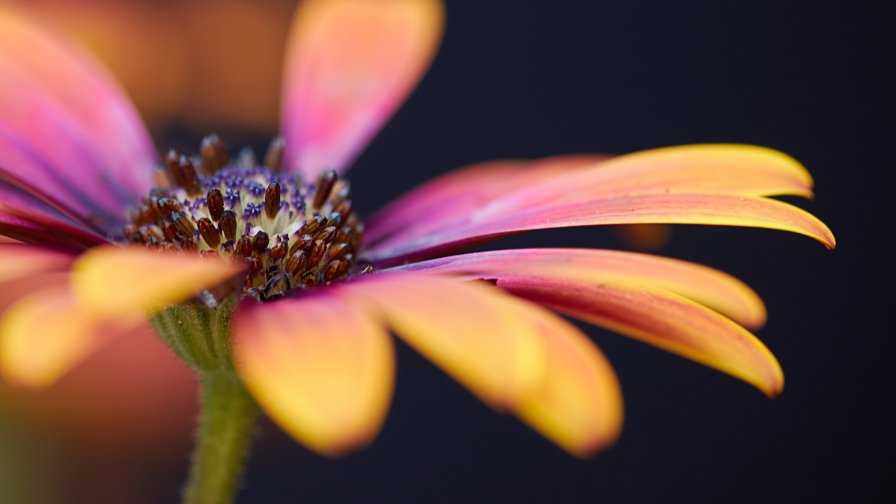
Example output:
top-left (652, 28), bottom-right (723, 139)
top-left (0, 0), bottom-right (851, 502)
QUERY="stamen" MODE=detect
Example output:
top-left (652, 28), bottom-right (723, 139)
top-left (264, 136), bottom-right (285, 171)
top-left (200, 134), bottom-right (229, 173)
top-left (197, 218), bottom-right (221, 248)
top-left (264, 183), bottom-right (281, 219)
top-left (207, 189), bottom-right (225, 222)
top-left (312, 170), bottom-right (337, 210)
top-left (251, 231), bottom-right (270, 252)
top-left (221, 210), bottom-right (237, 242)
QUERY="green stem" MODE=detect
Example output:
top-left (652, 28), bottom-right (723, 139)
top-left (183, 372), bottom-right (260, 504)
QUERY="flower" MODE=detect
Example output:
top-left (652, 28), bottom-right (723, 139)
top-left (0, 0), bottom-right (834, 462)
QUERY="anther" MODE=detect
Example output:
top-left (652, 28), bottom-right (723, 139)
top-left (322, 259), bottom-right (349, 282)
top-left (220, 210), bottom-right (237, 242)
top-left (288, 234), bottom-right (313, 257)
top-left (165, 149), bottom-right (185, 187)
top-left (270, 240), bottom-right (288, 261)
top-left (236, 236), bottom-right (253, 257)
top-left (333, 199), bottom-right (353, 217)
top-left (312, 170), bottom-right (337, 210)
top-left (157, 197), bottom-right (181, 215)
top-left (316, 226), bottom-right (337, 243)
top-left (285, 251), bottom-right (307, 275)
top-left (179, 155), bottom-right (202, 195)
top-left (207, 189), bottom-right (225, 222)
top-left (264, 182), bottom-right (281, 219)
top-left (307, 239), bottom-right (327, 265)
top-left (251, 231), bottom-right (270, 252)
top-left (200, 134), bottom-right (229, 172)
top-left (197, 218), bottom-right (221, 248)
top-left (327, 242), bottom-right (350, 260)
top-left (264, 136), bottom-right (285, 171)
top-left (171, 212), bottom-right (196, 239)
top-left (298, 215), bottom-right (327, 235)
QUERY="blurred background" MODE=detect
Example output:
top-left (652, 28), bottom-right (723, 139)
top-left (1, 0), bottom-right (891, 502)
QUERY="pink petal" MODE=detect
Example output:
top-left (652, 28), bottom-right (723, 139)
top-left (388, 248), bottom-right (767, 329)
top-left (1, 181), bottom-right (107, 248)
top-left (0, 242), bottom-right (75, 284)
top-left (497, 274), bottom-right (784, 397)
top-left (281, 0), bottom-right (444, 179)
top-left (0, 7), bottom-right (156, 225)
top-left (365, 193), bottom-right (836, 264)
top-left (234, 293), bottom-right (394, 456)
top-left (365, 155), bottom-right (606, 243)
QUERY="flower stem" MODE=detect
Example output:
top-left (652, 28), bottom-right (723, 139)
top-left (183, 371), bottom-right (259, 504)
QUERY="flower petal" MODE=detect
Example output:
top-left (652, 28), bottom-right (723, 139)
top-left (234, 293), bottom-right (394, 457)
top-left (281, 0), bottom-right (444, 178)
top-left (0, 243), bottom-right (74, 284)
top-left (1, 182), bottom-right (108, 249)
top-left (339, 274), bottom-right (546, 410)
top-left (365, 193), bottom-right (836, 264)
top-left (365, 155), bottom-right (606, 243)
top-left (388, 248), bottom-right (767, 329)
top-left (513, 305), bottom-right (623, 457)
top-left (497, 275), bottom-right (784, 397)
top-left (0, 285), bottom-right (142, 388)
top-left (0, 6), bottom-right (155, 225)
top-left (71, 246), bottom-right (243, 317)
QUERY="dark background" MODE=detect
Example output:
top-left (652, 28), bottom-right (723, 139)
top-left (226, 1), bottom-right (891, 502)
top-left (21, 0), bottom-right (886, 502)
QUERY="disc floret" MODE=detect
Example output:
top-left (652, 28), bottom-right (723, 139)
top-left (123, 136), bottom-right (364, 301)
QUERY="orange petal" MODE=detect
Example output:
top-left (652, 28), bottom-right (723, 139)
top-left (233, 294), bottom-right (394, 457)
top-left (366, 193), bottom-right (836, 263)
top-left (0, 286), bottom-right (142, 387)
top-left (339, 274), bottom-right (546, 410)
top-left (0, 242), bottom-right (74, 283)
top-left (499, 275), bottom-right (784, 397)
top-left (513, 303), bottom-right (623, 457)
top-left (391, 248), bottom-right (768, 329)
top-left (71, 246), bottom-right (243, 316)
top-left (281, 0), bottom-right (444, 178)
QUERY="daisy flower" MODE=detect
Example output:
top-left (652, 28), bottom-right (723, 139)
top-left (0, 0), bottom-right (834, 502)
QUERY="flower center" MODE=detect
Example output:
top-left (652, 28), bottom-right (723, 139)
top-left (122, 135), bottom-right (364, 301)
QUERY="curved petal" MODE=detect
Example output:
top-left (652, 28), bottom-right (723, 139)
top-left (388, 248), bottom-right (767, 329)
top-left (365, 155), bottom-right (606, 243)
top-left (0, 6), bottom-right (156, 226)
top-left (0, 243), bottom-right (75, 284)
top-left (339, 274), bottom-right (545, 410)
top-left (234, 293), bottom-right (394, 457)
top-left (513, 305), bottom-right (623, 457)
top-left (339, 273), bottom-right (623, 455)
top-left (71, 246), bottom-right (244, 317)
top-left (1, 182), bottom-right (108, 249)
top-left (497, 274), bottom-right (784, 397)
top-left (281, 0), bottom-right (444, 178)
top-left (0, 285), bottom-right (143, 388)
top-left (365, 193), bottom-right (836, 264)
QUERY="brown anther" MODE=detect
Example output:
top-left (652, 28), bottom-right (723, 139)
top-left (264, 182), bottom-right (281, 219)
top-left (178, 155), bottom-right (202, 195)
top-left (171, 212), bottom-right (196, 239)
top-left (312, 170), bottom-right (337, 210)
top-left (288, 234), bottom-right (313, 256)
top-left (270, 240), bottom-right (288, 261)
top-left (327, 242), bottom-right (350, 260)
top-left (200, 134), bottom-right (229, 172)
top-left (248, 255), bottom-right (264, 275)
top-left (328, 212), bottom-right (343, 228)
top-left (197, 218), bottom-right (221, 248)
top-left (335, 225), bottom-right (353, 243)
top-left (307, 239), bottom-right (327, 265)
top-left (207, 189), bottom-right (224, 222)
top-left (284, 251), bottom-right (307, 275)
top-left (264, 136), bottom-right (285, 171)
top-left (298, 215), bottom-right (327, 235)
top-left (165, 149), bottom-right (185, 187)
top-left (157, 197), bottom-right (181, 215)
top-left (160, 218), bottom-right (177, 241)
top-left (220, 210), bottom-right (237, 241)
top-left (236, 236), bottom-right (253, 257)
top-left (333, 199), bottom-right (353, 217)
top-left (316, 226), bottom-right (337, 243)
top-left (322, 259), bottom-right (349, 282)
top-left (251, 231), bottom-right (270, 252)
